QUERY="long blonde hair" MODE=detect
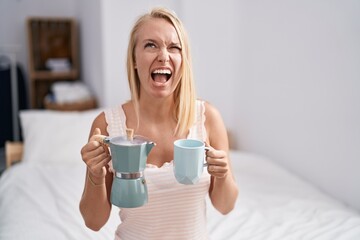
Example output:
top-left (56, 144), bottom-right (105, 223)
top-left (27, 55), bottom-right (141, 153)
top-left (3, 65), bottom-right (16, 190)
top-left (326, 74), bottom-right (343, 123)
top-left (126, 7), bottom-right (196, 136)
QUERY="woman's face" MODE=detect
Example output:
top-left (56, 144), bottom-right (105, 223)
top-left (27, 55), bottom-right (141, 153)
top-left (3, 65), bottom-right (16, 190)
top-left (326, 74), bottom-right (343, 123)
top-left (134, 18), bottom-right (182, 99)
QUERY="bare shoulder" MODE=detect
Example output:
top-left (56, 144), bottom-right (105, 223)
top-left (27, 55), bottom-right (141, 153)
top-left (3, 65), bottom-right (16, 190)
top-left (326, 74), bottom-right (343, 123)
top-left (203, 101), bottom-right (222, 123)
top-left (203, 101), bottom-right (225, 131)
top-left (89, 111), bottom-right (109, 138)
top-left (92, 111), bottom-right (107, 127)
top-left (203, 101), bottom-right (229, 150)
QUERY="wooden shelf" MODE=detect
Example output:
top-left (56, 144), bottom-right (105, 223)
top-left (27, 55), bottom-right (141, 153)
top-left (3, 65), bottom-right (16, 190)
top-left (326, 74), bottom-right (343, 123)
top-left (27, 17), bottom-right (79, 108)
top-left (44, 97), bottom-right (97, 111)
top-left (30, 69), bottom-right (79, 80)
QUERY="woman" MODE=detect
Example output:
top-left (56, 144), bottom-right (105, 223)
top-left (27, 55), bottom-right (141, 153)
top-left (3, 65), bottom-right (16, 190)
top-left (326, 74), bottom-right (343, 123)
top-left (80, 7), bottom-right (238, 240)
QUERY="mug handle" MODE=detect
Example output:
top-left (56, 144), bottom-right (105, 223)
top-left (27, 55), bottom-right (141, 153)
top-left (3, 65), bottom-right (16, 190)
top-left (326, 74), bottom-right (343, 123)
top-left (203, 146), bottom-right (210, 167)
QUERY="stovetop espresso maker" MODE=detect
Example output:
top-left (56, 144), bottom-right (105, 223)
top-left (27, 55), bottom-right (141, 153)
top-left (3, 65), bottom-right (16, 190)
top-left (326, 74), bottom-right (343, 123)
top-left (101, 130), bottom-right (155, 208)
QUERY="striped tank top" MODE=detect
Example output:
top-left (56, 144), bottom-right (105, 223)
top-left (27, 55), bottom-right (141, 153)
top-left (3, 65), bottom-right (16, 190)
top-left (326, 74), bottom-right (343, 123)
top-left (104, 100), bottom-right (211, 240)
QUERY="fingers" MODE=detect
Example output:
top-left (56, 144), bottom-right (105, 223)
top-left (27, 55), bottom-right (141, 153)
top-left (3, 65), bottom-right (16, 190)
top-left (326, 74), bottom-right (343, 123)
top-left (81, 128), bottom-right (111, 178)
top-left (83, 146), bottom-right (111, 178)
top-left (207, 164), bottom-right (227, 173)
top-left (87, 153), bottom-right (111, 177)
top-left (90, 128), bottom-right (106, 143)
top-left (83, 143), bottom-right (109, 161)
top-left (83, 140), bottom-right (102, 152)
top-left (207, 164), bottom-right (228, 178)
top-left (206, 147), bottom-right (229, 178)
top-left (84, 127), bottom-right (109, 155)
top-left (206, 148), bottom-right (226, 159)
top-left (206, 149), bottom-right (227, 166)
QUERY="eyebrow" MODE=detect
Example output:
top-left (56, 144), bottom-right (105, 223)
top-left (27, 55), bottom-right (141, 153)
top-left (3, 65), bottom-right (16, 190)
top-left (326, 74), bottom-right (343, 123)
top-left (143, 39), bottom-right (155, 43)
top-left (142, 38), bottom-right (181, 46)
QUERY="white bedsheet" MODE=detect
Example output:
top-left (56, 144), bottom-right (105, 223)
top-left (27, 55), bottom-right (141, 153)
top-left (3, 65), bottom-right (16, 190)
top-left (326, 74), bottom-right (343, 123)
top-left (0, 151), bottom-right (360, 240)
top-left (0, 162), bottom-right (118, 240)
top-left (207, 152), bottom-right (360, 240)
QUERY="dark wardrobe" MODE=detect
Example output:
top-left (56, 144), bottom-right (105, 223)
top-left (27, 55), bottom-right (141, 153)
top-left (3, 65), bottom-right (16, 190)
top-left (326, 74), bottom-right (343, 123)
top-left (0, 55), bottom-right (28, 148)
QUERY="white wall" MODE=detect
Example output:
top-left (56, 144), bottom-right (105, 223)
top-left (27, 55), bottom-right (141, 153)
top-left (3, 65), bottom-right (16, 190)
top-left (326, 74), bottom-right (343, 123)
top-left (1, 0), bottom-right (359, 211)
top-left (75, 0), bottom-right (104, 106)
top-left (233, 0), bottom-right (360, 210)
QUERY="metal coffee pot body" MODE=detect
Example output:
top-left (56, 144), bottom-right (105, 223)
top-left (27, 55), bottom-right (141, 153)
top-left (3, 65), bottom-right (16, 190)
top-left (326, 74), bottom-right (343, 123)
top-left (104, 136), bottom-right (155, 208)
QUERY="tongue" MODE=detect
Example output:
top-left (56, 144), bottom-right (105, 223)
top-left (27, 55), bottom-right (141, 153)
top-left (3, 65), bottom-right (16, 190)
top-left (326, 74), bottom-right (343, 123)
top-left (153, 74), bottom-right (167, 83)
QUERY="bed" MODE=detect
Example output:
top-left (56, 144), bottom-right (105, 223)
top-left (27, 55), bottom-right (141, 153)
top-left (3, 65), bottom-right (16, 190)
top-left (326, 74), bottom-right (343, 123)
top-left (1, 109), bottom-right (360, 240)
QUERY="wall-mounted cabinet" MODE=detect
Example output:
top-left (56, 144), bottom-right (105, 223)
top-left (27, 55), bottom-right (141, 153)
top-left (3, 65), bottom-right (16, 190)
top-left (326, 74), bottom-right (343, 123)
top-left (27, 17), bottom-right (79, 108)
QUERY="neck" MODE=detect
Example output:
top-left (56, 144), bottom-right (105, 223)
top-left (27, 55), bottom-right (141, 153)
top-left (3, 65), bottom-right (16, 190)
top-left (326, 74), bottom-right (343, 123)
top-left (138, 95), bottom-right (175, 122)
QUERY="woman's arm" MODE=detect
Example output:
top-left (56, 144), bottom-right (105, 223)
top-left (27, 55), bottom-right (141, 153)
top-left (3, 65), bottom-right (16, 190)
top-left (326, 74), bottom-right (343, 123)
top-left (79, 113), bottom-right (113, 231)
top-left (205, 102), bottom-right (239, 214)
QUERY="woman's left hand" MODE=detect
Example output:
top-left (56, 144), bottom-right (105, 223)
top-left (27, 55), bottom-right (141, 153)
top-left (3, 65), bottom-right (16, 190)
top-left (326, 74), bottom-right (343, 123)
top-left (206, 146), bottom-right (229, 178)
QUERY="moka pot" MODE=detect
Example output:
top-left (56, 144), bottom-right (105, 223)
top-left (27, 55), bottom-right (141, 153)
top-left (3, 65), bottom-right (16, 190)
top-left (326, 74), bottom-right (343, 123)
top-left (103, 135), bottom-right (155, 208)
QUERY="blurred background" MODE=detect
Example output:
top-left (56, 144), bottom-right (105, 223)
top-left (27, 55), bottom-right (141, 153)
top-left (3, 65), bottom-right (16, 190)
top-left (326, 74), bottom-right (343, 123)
top-left (0, 0), bottom-right (359, 212)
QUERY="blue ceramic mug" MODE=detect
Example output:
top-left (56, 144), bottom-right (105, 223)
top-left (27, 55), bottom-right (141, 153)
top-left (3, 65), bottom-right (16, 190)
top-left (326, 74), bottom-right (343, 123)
top-left (173, 139), bottom-right (209, 185)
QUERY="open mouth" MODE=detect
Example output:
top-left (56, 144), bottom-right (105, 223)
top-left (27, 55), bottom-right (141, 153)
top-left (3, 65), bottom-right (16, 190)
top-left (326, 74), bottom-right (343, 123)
top-left (151, 69), bottom-right (172, 84)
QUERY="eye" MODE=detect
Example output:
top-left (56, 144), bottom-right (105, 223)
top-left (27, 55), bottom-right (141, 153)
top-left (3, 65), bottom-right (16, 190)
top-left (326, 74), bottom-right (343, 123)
top-left (144, 42), bottom-right (156, 49)
top-left (169, 44), bottom-right (182, 53)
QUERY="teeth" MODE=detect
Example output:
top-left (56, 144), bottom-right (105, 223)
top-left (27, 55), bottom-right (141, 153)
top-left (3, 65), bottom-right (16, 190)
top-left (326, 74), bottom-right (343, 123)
top-left (153, 69), bottom-right (171, 75)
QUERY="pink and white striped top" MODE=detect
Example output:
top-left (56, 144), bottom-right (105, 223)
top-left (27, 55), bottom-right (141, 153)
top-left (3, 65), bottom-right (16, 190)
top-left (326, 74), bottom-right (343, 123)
top-left (104, 100), bottom-right (211, 240)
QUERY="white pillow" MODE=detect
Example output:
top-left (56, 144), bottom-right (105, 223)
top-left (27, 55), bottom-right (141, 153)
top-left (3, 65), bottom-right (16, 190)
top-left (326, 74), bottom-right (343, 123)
top-left (19, 109), bottom-right (102, 165)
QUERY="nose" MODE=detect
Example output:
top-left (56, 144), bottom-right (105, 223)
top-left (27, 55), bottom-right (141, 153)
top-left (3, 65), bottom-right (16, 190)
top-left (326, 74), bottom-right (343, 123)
top-left (157, 48), bottom-right (169, 63)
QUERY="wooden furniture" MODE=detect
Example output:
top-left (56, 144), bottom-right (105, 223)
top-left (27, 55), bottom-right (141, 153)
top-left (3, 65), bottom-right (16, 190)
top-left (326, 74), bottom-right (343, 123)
top-left (43, 96), bottom-right (97, 111)
top-left (27, 17), bottom-right (79, 108)
top-left (5, 141), bottom-right (23, 169)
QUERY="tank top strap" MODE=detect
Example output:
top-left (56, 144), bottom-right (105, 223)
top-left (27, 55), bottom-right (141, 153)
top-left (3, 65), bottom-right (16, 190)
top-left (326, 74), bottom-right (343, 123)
top-left (187, 100), bottom-right (207, 142)
top-left (104, 104), bottom-right (127, 137)
top-left (104, 101), bottom-right (207, 141)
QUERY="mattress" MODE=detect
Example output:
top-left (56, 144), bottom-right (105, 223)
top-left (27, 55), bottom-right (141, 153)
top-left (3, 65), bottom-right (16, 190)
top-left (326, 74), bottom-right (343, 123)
top-left (0, 151), bottom-right (359, 240)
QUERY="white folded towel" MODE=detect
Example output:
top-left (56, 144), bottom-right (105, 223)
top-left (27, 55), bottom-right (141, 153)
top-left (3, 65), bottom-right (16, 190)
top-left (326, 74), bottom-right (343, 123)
top-left (51, 81), bottom-right (92, 104)
top-left (46, 58), bottom-right (71, 72)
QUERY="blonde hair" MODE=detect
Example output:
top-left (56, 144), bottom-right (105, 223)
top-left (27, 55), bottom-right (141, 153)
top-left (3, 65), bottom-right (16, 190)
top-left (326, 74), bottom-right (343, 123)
top-left (126, 7), bottom-right (196, 136)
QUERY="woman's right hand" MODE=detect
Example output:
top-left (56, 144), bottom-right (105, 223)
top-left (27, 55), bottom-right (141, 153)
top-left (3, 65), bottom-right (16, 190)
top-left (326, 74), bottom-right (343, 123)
top-left (81, 128), bottom-right (111, 180)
